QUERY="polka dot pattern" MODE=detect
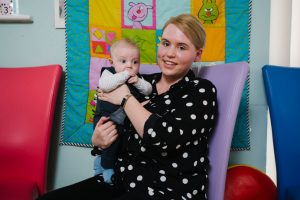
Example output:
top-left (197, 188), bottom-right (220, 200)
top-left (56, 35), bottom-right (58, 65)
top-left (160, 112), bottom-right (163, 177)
top-left (115, 70), bottom-right (217, 199)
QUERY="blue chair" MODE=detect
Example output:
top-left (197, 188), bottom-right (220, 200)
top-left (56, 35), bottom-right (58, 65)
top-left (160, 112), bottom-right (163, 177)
top-left (263, 65), bottom-right (300, 200)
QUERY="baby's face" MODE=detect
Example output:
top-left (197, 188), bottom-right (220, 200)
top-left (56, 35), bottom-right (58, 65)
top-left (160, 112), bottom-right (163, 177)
top-left (111, 44), bottom-right (140, 74)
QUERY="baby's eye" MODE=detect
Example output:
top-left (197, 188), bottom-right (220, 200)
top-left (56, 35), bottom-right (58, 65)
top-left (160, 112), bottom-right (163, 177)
top-left (133, 60), bottom-right (139, 64)
top-left (121, 60), bottom-right (126, 64)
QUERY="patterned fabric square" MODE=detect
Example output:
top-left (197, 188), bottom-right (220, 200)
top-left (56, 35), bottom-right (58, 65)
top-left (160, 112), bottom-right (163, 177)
top-left (156, 0), bottom-right (190, 29)
top-left (202, 26), bottom-right (226, 62)
top-left (122, 29), bottom-right (157, 63)
top-left (89, 58), bottom-right (110, 90)
top-left (122, 0), bottom-right (156, 30)
top-left (89, 0), bottom-right (121, 27)
top-left (90, 27), bottom-right (122, 58)
top-left (85, 90), bottom-right (97, 124)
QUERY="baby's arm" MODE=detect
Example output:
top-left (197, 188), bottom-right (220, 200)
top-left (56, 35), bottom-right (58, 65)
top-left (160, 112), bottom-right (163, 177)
top-left (99, 69), bottom-right (130, 92)
top-left (133, 77), bottom-right (153, 95)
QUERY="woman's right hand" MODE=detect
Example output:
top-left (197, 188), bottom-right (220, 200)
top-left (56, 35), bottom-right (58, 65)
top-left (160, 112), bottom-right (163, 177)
top-left (92, 116), bottom-right (118, 149)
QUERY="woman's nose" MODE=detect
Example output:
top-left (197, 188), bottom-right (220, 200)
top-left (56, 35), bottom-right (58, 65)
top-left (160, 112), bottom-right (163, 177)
top-left (166, 46), bottom-right (176, 57)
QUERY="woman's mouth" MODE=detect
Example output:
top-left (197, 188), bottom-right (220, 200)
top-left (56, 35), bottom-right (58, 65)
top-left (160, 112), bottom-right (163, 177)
top-left (163, 59), bottom-right (177, 66)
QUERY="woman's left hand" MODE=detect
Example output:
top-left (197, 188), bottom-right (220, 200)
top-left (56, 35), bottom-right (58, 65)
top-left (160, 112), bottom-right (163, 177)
top-left (98, 84), bottom-right (130, 105)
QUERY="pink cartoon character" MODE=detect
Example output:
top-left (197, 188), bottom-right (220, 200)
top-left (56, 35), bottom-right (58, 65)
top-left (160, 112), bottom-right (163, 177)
top-left (127, 2), bottom-right (152, 29)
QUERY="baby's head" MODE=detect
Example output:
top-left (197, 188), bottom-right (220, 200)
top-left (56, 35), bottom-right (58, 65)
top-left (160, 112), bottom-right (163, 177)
top-left (109, 38), bottom-right (140, 74)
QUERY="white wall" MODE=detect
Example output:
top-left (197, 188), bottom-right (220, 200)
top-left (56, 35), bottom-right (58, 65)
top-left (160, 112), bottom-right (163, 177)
top-left (266, 0), bottom-right (300, 184)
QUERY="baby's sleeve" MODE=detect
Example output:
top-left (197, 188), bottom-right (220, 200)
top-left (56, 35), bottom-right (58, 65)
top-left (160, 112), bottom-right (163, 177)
top-left (99, 70), bottom-right (130, 92)
top-left (133, 77), bottom-right (153, 95)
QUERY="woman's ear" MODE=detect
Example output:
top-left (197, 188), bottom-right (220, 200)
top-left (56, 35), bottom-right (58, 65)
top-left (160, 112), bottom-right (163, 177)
top-left (194, 48), bottom-right (203, 62)
top-left (109, 58), bottom-right (113, 65)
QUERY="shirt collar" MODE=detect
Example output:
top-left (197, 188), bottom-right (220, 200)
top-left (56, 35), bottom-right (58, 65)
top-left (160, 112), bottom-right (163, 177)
top-left (151, 70), bottom-right (195, 95)
top-left (152, 69), bottom-right (195, 85)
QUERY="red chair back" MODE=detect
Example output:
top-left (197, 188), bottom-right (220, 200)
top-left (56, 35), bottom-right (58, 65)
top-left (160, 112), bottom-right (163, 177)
top-left (0, 65), bottom-right (62, 196)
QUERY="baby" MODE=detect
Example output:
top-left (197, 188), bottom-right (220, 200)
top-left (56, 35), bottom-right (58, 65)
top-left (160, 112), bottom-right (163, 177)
top-left (92, 38), bottom-right (152, 183)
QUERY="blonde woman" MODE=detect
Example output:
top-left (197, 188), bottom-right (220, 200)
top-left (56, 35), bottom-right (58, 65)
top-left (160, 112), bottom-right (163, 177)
top-left (39, 14), bottom-right (217, 200)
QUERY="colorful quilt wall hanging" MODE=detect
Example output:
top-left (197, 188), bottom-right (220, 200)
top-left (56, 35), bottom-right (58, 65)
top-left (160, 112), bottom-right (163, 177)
top-left (62, 0), bottom-right (252, 151)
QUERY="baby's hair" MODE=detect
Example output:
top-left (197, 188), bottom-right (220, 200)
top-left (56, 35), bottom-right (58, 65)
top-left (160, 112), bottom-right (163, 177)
top-left (110, 38), bottom-right (140, 57)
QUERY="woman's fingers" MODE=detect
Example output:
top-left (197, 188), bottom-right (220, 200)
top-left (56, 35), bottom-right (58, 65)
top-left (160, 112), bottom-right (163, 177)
top-left (93, 116), bottom-right (118, 149)
top-left (100, 127), bottom-right (118, 149)
top-left (106, 126), bottom-right (118, 141)
top-left (97, 117), bottom-right (113, 131)
top-left (96, 116), bottom-right (109, 127)
top-left (98, 84), bottom-right (131, 105)
top-left (108, 132), bottom-right (118, 144)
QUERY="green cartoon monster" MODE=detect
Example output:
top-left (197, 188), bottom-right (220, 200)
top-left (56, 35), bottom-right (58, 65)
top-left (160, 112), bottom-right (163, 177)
top-left (198, 0), bottom-right (219, 24)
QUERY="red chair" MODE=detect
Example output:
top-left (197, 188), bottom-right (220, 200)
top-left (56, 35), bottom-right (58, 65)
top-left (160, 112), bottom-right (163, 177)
top-left (0, 65), bottom-right (62, 200)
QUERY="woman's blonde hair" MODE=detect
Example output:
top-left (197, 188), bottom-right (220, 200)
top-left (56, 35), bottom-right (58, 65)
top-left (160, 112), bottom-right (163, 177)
top-left (163, 14), bottom-right (206, 50)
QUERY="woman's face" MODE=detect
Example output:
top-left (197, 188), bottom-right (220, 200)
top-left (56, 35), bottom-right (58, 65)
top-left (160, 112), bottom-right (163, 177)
top-left (157, 24), bottom-right (202, 82)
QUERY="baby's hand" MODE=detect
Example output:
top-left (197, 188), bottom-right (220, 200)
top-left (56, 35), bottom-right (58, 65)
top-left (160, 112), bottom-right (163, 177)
top-left (127, 74), bottom-right (138, 84)
top-left (125, 69), bottom-right (136, 77)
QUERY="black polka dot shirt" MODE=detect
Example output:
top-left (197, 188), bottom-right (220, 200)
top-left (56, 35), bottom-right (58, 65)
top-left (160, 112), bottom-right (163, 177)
top-left (115, 70), bottom-right (218, 200)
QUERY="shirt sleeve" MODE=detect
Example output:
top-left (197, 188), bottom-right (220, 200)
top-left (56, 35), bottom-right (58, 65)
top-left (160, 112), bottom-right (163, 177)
top-left (99, 70), bottom-right (130, 92)
top-left (142, 79), bottom-right (218, 154)
top-left (133, 77), bottom-right (153, 96)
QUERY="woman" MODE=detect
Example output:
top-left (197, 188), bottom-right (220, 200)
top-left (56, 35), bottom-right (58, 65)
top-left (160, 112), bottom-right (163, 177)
top-left (38, 13), bottom-right (217, 200)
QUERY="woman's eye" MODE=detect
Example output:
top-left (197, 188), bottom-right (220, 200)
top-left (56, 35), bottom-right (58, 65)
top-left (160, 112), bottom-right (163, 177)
top-left (179, 46), bottom-right (186, 50)
top-left (161, 41), bottom-right (169, 47)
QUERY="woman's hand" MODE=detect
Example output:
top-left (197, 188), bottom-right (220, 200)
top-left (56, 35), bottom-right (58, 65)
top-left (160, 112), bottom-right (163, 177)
top-left (98, 84), bottom-right (131, 105)
top-left (92, 116), bottom-right (118, 149)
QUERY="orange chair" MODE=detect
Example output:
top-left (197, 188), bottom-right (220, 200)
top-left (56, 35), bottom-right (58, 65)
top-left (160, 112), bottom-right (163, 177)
top-left (0, 65), bottom-right (62, 200)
